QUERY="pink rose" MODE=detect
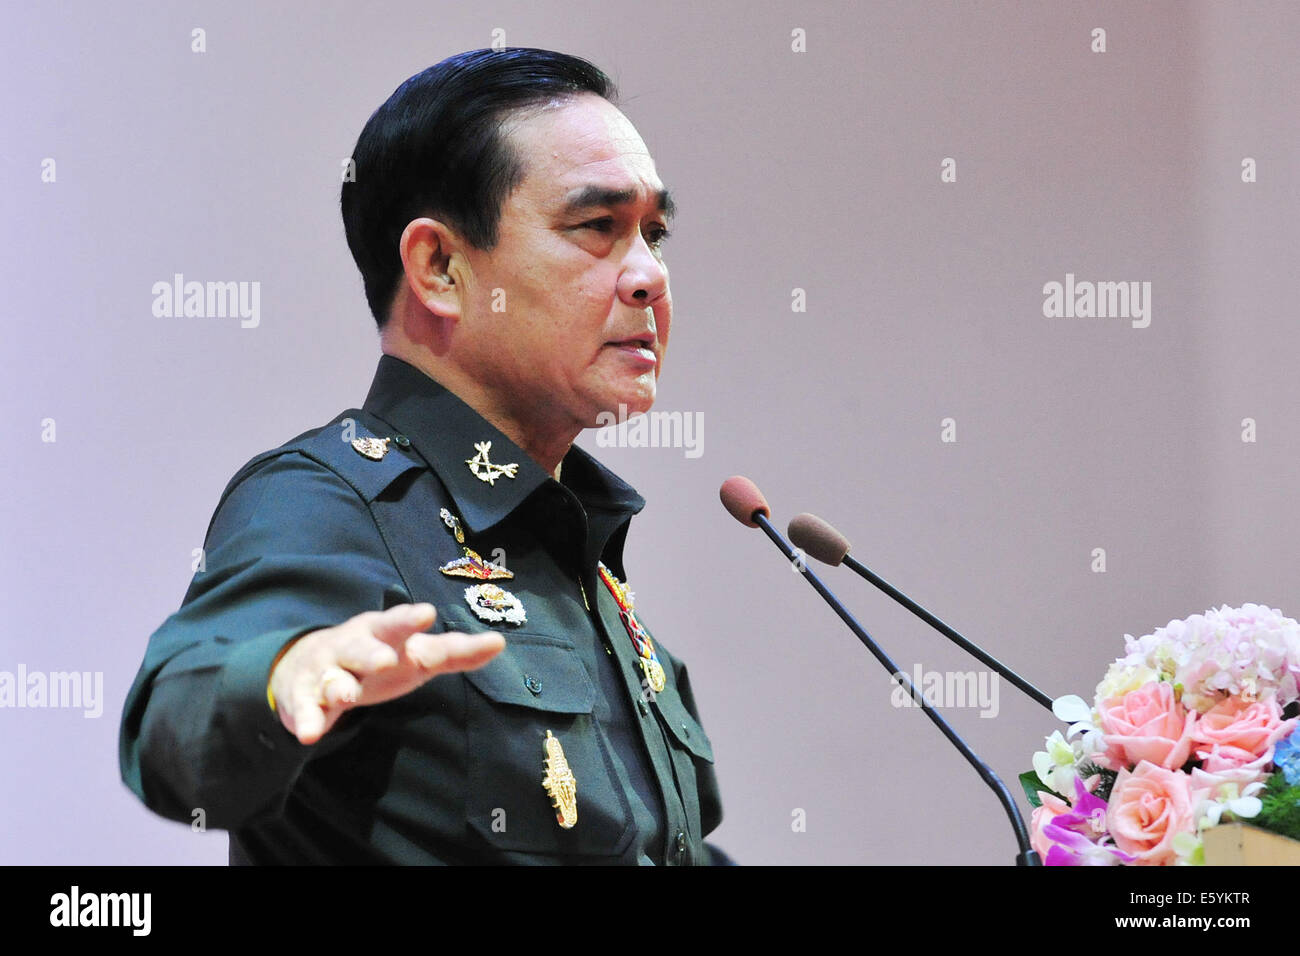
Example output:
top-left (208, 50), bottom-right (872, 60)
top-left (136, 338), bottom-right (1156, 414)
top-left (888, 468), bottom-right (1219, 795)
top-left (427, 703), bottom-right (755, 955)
top-left (1190, 750), bottom-right (1272, 793)
top-left (1029, 791), bottom-right (1071, 859)
top-left (1106, 761), bottom-right (1201, 866)
top-left (1191, 696), bottom-right (1296, 770)
top-left (1099, 681), bottom-right (1196, 771)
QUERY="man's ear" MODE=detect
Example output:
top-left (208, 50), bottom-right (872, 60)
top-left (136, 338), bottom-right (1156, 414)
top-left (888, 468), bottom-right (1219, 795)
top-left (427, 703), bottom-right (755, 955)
top-left (399, 217), bottom-right (460, 321)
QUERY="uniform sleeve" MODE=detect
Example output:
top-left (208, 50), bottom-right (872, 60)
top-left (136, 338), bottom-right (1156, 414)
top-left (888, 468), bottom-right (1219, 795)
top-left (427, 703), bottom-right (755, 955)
top-left (118, 452), bottom-right (411, 830)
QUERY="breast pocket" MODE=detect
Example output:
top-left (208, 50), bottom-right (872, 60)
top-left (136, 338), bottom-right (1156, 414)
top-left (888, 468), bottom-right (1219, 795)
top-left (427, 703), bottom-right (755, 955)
top-left (461, 633), bottom-right (635, 859)
top-left (653, 689), bottom-right (715, 765)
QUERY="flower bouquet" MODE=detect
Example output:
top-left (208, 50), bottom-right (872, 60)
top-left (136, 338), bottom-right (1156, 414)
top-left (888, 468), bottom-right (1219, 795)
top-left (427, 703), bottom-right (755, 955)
top-left (1024, 604), bottom-right (1300, 865)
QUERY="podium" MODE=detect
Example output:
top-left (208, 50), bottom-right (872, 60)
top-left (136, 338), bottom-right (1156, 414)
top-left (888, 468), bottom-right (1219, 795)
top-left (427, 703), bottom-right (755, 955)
top-left (1203, 823), bottom-right (1300, 865)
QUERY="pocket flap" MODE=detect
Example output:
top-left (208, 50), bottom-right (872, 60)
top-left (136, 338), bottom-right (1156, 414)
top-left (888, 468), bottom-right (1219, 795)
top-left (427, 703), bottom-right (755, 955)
top-left (463, 635), bottom-right (596, 715)
top-left (654, 690), bottom-right (715, 763)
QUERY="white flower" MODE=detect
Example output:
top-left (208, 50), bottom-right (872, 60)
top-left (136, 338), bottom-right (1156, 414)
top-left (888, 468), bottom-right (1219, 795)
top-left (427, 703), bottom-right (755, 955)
top-left (1032, 730), bottom-right (1080, 795)
top-left (1196, 780), bottom-right (1265, 831)
top-left (1095, 663), bottom-right (1161, 705)
top-left (1052, 695), bottom-right (1092, 724)
top-left (1052, 694), bottom-right (1104, 753)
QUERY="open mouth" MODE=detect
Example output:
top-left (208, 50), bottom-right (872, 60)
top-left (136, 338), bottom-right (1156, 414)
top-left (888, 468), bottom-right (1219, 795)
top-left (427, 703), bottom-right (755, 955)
top-left (608, 336), bottom-right (655, 350)
top-left (606, 339), bottom-right (658, 366)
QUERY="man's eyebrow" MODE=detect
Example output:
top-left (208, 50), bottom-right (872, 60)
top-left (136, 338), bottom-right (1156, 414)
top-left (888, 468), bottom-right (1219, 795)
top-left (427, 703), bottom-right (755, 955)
top-left (559, 185), bottom-right (676, 220)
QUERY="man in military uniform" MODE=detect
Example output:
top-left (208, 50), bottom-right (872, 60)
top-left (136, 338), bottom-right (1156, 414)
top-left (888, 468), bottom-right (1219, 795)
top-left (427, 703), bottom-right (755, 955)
top-left (119, 48), bottom-right (726, 864)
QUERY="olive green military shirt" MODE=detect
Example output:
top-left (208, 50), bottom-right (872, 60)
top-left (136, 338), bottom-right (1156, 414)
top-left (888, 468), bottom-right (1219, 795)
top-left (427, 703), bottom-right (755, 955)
top-left (119, 354), bottom-right (724, 864)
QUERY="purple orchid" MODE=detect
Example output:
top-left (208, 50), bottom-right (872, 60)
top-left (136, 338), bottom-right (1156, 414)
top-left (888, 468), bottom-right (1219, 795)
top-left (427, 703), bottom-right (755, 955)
top-left (1042, 777), bottom-right (1136, 866)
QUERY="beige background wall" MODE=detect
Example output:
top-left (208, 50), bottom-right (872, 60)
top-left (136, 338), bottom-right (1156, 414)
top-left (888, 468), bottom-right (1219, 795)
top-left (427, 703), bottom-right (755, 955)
top-left (4, 0), bottom-right (1297, 864)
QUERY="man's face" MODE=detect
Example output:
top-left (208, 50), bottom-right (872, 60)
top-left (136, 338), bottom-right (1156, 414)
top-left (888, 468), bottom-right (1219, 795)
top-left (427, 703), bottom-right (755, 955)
top-left (453, 93), bottom-right (673, 431)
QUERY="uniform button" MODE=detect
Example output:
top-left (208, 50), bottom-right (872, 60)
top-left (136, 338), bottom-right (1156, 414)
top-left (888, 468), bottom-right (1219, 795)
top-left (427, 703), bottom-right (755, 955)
top-left (524, 675), bottom-right (542, 695)
top-left (680, 722), bottom-right (690, 738)
top-left (393, 434), bottom-right (410, 447)
top-left (675, 831), bottom-right (687, 861)
top-left (637, 698), bottom-right (649, 716)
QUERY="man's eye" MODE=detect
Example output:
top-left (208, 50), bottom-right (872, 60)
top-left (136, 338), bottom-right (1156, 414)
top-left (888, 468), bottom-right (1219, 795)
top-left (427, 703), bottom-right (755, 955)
top-left (577, 219), bottom-right (670, 249)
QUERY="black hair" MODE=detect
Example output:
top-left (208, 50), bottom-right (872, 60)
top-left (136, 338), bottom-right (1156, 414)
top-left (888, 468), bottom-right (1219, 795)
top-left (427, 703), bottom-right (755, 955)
top-left (341, 48), bottom-right (617, 327)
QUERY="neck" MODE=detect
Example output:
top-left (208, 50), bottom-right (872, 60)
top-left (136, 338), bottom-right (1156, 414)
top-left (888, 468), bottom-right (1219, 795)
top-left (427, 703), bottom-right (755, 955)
top-left (383, 343), bottom-right (575, 480)
top-left (466, 383), bottom-right (575, 480)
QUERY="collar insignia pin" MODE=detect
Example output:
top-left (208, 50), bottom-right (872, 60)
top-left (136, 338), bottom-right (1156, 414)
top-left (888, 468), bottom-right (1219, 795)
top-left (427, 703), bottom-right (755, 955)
top-left (351, 436), bottom-right (391, 460)
top-left (466, 441), bottom-right (519, 486)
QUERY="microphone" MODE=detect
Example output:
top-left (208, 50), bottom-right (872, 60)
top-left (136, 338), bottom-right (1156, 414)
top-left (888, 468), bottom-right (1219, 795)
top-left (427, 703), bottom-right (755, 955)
top-left (719, 475), bottom-right (771, 528)
top-left (720, 476), bottom-right (1040, 866)
top-left (787, 512), bottom-right (1055, 713)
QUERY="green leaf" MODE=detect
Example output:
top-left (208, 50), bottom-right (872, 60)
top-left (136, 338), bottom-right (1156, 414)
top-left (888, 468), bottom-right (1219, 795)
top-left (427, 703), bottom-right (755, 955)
top-left (1252, 773), bottom-right (1300, 842)
top-left (1020, 770), bottom-right (1062, 808)
top-left (1076, 764), bottom-right (1117, 802)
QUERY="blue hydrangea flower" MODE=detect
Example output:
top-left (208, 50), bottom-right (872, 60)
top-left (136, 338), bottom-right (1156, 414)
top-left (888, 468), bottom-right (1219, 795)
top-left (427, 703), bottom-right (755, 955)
top-left (1273, 728), bottom-right (1300, 786)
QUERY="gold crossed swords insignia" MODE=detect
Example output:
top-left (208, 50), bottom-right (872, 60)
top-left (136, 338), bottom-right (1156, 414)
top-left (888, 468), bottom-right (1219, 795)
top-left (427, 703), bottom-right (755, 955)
top-left (466, 441), bottom-right (518, 485)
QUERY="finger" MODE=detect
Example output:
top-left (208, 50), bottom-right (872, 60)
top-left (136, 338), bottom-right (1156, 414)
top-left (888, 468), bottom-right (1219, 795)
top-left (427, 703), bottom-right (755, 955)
top-left (286, 655), bottom-right (353, 744)
top-left (369, 603), bottom-right (438, 647)
top-left (404, 631), bottom-right (506, 674)
top-left (334, 604), bottom-right (435, 674)
top-left (318, 665), bottom-right (361, 709)
top-left (283, 678), bottom-right (327, 745)
top-left (338, 600), bottom-right (439, 676)
top-left (334, 625), bottom-right (402, 675)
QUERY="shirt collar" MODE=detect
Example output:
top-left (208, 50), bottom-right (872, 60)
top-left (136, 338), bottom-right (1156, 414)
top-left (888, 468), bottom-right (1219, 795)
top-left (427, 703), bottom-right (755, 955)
top-left (361, 354), bottom-right (645, 538)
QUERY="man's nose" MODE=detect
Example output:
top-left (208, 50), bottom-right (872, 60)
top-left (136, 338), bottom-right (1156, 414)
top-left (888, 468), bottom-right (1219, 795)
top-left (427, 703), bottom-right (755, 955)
top-left (620, 234), bottom-right (669, 307)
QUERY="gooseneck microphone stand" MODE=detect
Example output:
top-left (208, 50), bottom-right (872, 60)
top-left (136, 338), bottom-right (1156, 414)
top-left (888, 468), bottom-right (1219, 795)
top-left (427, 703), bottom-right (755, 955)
top-left (752, 510), bottom-right (1041, 866)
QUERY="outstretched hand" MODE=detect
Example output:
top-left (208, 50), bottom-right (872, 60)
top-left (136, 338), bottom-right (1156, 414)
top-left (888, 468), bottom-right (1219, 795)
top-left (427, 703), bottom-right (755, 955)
top-left (269, 603), bottom-right (505, 744)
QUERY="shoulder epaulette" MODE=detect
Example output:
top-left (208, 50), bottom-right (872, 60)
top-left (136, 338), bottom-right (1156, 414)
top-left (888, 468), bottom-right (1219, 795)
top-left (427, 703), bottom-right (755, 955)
top-left (215, 409), bottom-right (427, 519)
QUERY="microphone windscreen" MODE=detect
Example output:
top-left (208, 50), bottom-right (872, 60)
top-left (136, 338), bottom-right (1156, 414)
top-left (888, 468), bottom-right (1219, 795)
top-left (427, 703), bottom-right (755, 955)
top-left (719, 476), bottom-right (771, 528)
top-left (788, 513), bottom-right (851, 566)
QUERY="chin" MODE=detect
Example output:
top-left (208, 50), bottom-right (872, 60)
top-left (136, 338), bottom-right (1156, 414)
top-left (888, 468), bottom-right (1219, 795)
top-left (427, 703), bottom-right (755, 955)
top-left (589, 393), bottom-right (654, 427)
top-left (620, 388), bottom-right (657, 418)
